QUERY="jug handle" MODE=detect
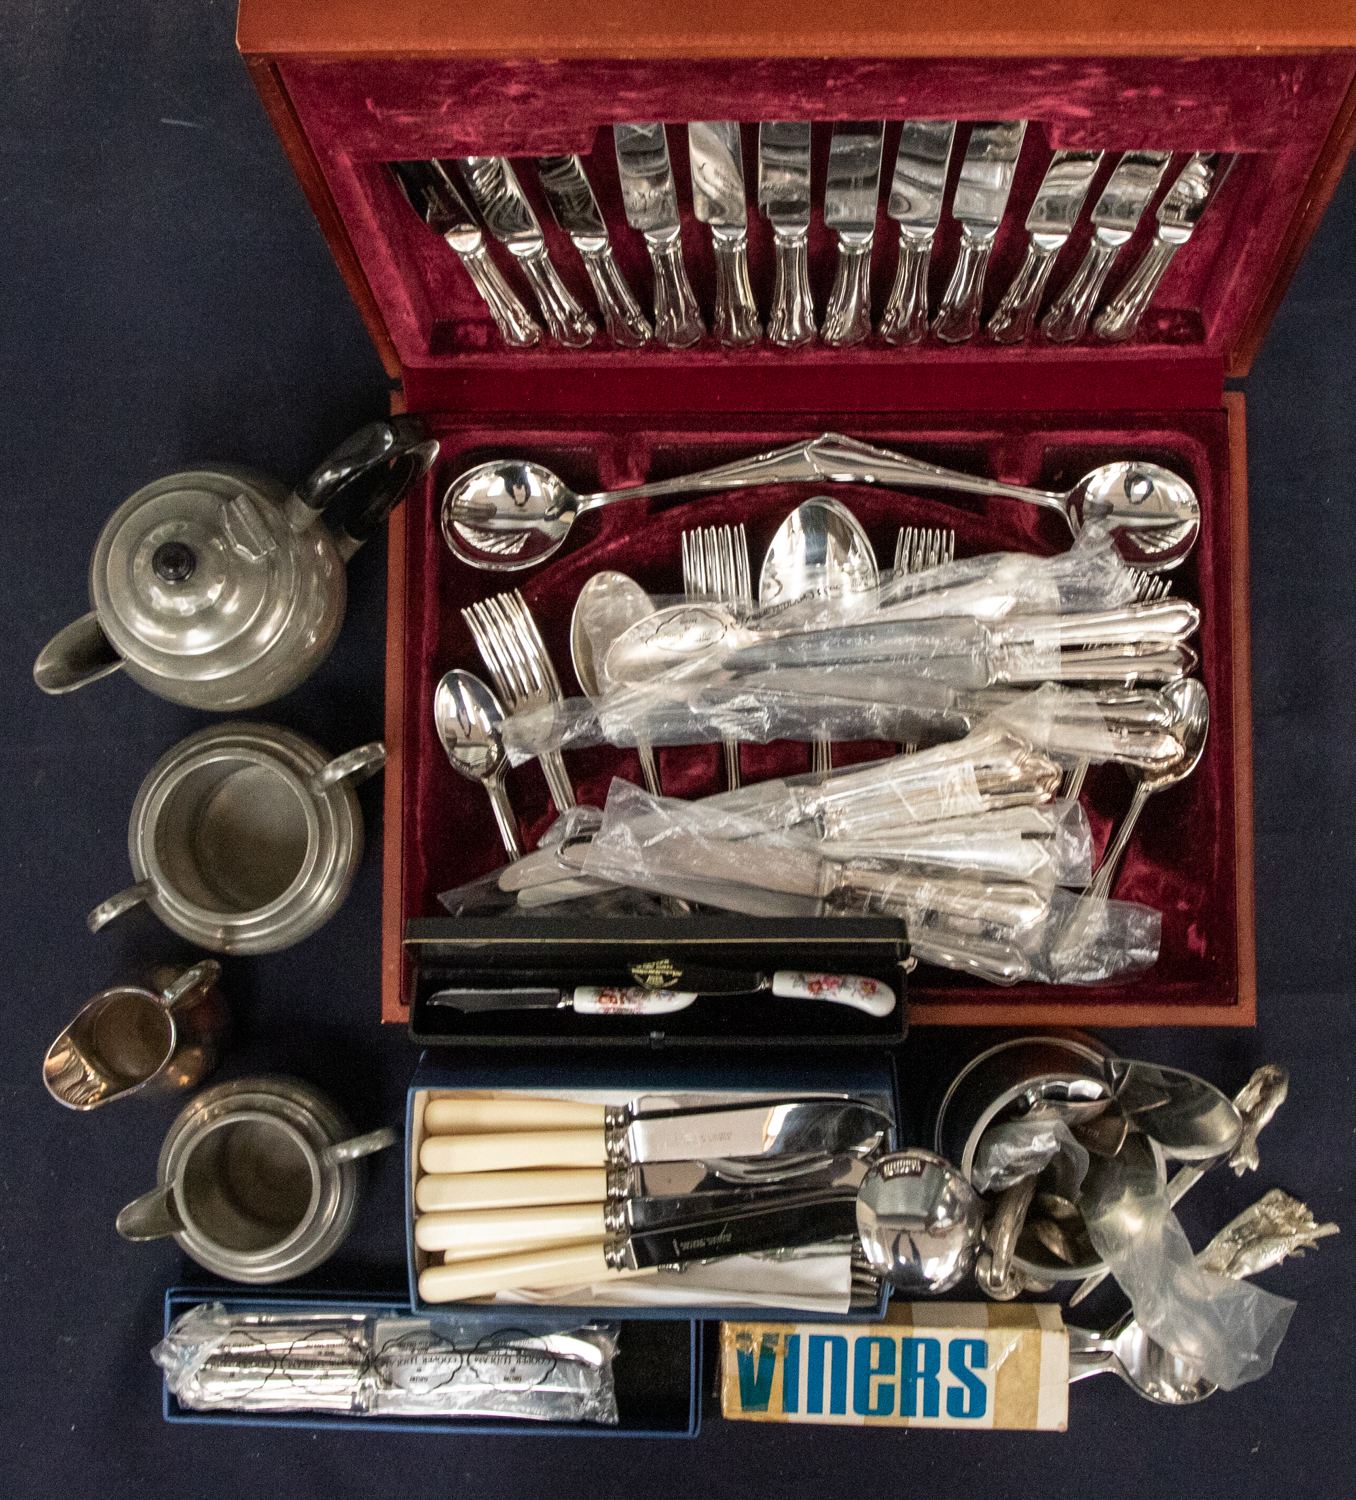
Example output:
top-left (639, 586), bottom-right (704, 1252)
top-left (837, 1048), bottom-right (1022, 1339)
top-left (34, 612), bottom-right (125, 695)
top-left (283, 417), bottom-right (439, 556)
top-left (88, 881), bottom-right (155, 933)
top-left (308, 743), bottom-right (386, 796)
top-left (158, 959), bottom-right (222, 1009)
top-left (322, 1126), bottom-right (398, 1167)
top-left (116, 1184), bottom-right (183, 1241)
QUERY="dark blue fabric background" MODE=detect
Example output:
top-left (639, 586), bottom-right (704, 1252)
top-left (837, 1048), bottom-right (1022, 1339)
top-left (2, 4), bottom-right (1352, 1493)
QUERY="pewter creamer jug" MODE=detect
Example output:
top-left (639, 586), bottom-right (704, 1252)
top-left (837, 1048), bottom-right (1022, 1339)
top-left (34, 417), bottom-right (438, 711)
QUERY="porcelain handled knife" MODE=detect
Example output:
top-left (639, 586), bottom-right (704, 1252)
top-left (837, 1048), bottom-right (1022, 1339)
top-left (535, 154), bottom-right (652, 348)
top-left (455, 156), bottom-right (596, 347)
top-left (1093, 152), bottom-right (1237, 342)
top-left (613, 123), bottom-right (704, 348)
top-left (387, 160), bottom-right (542, 348)
top-left (757, 121), bottom-right (816, 346)
top-left (822, 121), bottom-right (886, 347)
top-left (988, 148), bottom-right (1104, 344)
top-left (878, 120), bottom-right (957, 346)
top-left (1041, 149), bottom-right (1173, 343)
top-left (688, 121), bottom-right (761, 346)
top-left (932, 119), bottom-right (1028, 344)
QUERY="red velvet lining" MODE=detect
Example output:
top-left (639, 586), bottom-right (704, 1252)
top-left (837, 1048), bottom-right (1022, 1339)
top-left (401, 411), bottom-right (1237, 1013)
top-left (276, 52), bottom-right (1355, 410)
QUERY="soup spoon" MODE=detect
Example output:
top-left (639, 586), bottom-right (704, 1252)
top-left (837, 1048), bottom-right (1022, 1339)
top-left (434, 669), bottom-right (521, 859)
top-left (440, 431), bottom-right (1199, 573)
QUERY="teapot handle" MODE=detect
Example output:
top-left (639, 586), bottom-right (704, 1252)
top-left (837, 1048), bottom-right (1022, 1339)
top-left (34, 612), bottom-right (125, 696)
top-left (88, 881), bottom-right (155, 933)
top-left (158, 959), bottom-right (222, 1010)
top-left (284, 417), bottom-right (439, 556)
top-left (322, 1126), bottom-right (398, 1167)
top-left (308, 743), bottom-right (386, 796)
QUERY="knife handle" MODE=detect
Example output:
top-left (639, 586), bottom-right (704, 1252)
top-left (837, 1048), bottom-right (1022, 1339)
top-left (571, 988), bottom-right (698, 1015)
top-left (423, 1097), bottom-right (607, 1133)
top-left (450, 238), bottom-right (542, 348)
top-left (1041, 232), bottom-right (1121, 344)
top-left (932, 227), bottom-right (994, 344)
top-left (767, 226), bottom-right (816, 347)
top-left (645, 231), bottom-right (704, 348)
top-left (416, 1202), bottom-right (609, 1257)
top-left (987, 238), bottom-right (1062, 345)
top-left (1093, 232), bottom-right (1182, 342)
top-left (419, 1241), bottom-right (613, 1303)
top-left (770, 971), bottom-right (897, 1017)
top-left (420, 1129), bottom-right (606, 1175)
top-left (514, 245), bottom-right (596, 348)
top-left (416, 1167), bottom-right (612, 1213)
top-left (578, 243), bottom-right (652, 347)
top-left (879, 228), bottom-right (934, 346)
top-left (712, 231), bottom-right (762, 347)
top-left (823, 235), bottom-right (874, 348)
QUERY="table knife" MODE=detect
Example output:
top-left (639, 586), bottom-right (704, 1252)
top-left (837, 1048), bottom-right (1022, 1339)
top-left (988, 148), bottom-right (1103, 344)
top-left (932, 120), bottom-right (1028, 344)
top-left (1041, 149), bottom-right (1173, 343)
top-left (388, 160), bottom-right (541, 348)
top-left (613, 123), bottom-right (704, 348)
top-left (688, 121), bottom-right (761, 346)
top-left (822, 121), bottom-right (886, 347)
top-left (757, 121), bottom-right (816, 346)
top-left (455, 156), bottom-right (597, 348)
top-left (1093, 152), bottom-right (1236, 342)
top-left (536, 154), bottom-right (652, 347)
top-left (879, 120), bottom-right (957, 346)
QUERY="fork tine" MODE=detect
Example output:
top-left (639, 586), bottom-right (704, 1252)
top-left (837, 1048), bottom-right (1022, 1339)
top-left (893, 527), bottom-right (905, 575)
top-left (733, 523), bottom-right (751, 603)
top-left (462, 602), bottom-right (513, 706)
top-left (482, 596), bottom-right (535, 705)
top-left (505, 590), bottom-right (565, 698)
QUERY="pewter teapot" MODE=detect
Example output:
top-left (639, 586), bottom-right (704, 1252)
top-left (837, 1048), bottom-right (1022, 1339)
top-left (34, 417), bottom-right (438, 711)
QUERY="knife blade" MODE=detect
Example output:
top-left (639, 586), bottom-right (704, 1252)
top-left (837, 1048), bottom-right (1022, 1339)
top-left (988, 148), bottom-right (1103, 344)
top-left (822, 121), bottom-right (886, 347)
top-left (1041, 148), bottom-right (1173, 343)
top-left (536, 154), bottom-right (652, 348)
top-left (455, 156), bottom-right (596, 347)
top-left (613, 123), bottom-right (704, 348)
top-left (1093, 152), bottom-right (1236, 342)
top-left (932, 119), bottom-right (1028, 344)
top-left (757, 121), bottom-right (816, 346)
top-left (387, 159), bottom-right (541, 348)
top-left (879, 120), bottom-right (957, 346)
top-left (688, 121), bottom-right (761, 346)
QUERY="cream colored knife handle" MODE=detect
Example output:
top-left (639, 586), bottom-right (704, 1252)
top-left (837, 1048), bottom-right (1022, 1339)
top-left (423, 1097), bottom-right (607, 1134)
top-left (416, 1202), bottom-right (608, 1255)
top-left (420, 1128), bottom-right (606, 1175)
top-left (419, 1242), bottom-right (613, 1302)
top-left (415, 1168), bottom-right (611, 1213)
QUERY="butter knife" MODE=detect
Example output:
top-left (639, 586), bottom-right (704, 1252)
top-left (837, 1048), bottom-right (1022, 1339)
top-left (757, 121), bottom-right (816, 346)
top-left (688, 122), bottom-right (761, 346)
top-left (823, 121), bottom-right (886, 347)
top-left (1093, 152), bottom-right (1236, 342)
top-left (1041, 149), bottom-right (1173, 343)
top-left (932, 120), bottom-right (1028, 344)
top-left (536, 154), bottom-right (652, 348)
top-left (879, 120), bottom-right (957, 346)
top-left (456, 156), bottom-right (596, 348)
top-left (988, 148), bottom-right (1103, 344)
top-left (613, 123), bottom-right (704, 348)
top-left (388, 160), bottom-right (541, 348)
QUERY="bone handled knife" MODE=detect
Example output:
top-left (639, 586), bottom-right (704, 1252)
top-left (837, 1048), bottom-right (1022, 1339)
top-left (613, 123), bottom-right (704, 348)
top-left (757, 121), bottom-right (816, 347)
top-left (988, 148), bottom-right (1103, 345)
top-left (456, 156), bottom-right (596, 347)
top-left (878, 120), bottom-right (957, 346)
top-left (1040, 149), bottom-right (1173, 343)
top-left (536, 154), bottom-right (652, 348)
top-left (932, 120), bottom-right (1028, 344)
top-left (688, 121), bottom-right (761, 346)
top-left (822, 121), bottom-right (886, 347)
top-left (388, 160), bottom-right (541, 348)
top-left (1093, 152), bottom-right (1236, 342)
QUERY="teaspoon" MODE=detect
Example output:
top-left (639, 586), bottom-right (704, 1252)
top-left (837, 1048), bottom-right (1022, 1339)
top-left (433, 669), bottom-right (521, 859)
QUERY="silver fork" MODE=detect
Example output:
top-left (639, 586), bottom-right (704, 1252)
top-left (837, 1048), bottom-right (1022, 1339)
top-left (681, 524), bottom-right (751, 788)
top-left (893, 527), bottom-right (956, 753)
top-left (462, 589), bottom-right (577, 812)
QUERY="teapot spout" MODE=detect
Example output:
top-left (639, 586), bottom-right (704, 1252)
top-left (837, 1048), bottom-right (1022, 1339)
top-left (34, 612), bottom-right (124, 695)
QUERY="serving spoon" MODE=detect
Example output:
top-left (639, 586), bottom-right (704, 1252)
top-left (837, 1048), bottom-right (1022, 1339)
top-left (434, 669), bottom-right (522, 860)
top-left (439, 431), bottom-right (1200, 573)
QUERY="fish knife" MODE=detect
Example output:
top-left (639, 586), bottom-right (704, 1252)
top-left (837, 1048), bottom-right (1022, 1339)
top-left (613, 123), bottom-right (704, 348)
top-left (879, 120), bottom-right (957, 346)
top-left (688, 121), bottom-right (761, 346)
top-left (757, 121), bottom-right (816, 346)
top-left (822, 121), bottom-right (886, 347)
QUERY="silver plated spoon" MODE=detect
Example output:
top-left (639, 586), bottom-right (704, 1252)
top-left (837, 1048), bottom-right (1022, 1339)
top-left (1068, 1313), bottom-right (1217, 1405)
top-left (433, 669), bottom-right (521, 859)
top-left (856, 1148), bottom-right (988, 1294)
top-left (1106, 1058), bottom-right (1244, 1163)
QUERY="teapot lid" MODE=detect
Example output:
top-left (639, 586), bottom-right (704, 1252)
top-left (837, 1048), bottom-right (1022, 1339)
top-left (90, 470), bottom-right (298, 679)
